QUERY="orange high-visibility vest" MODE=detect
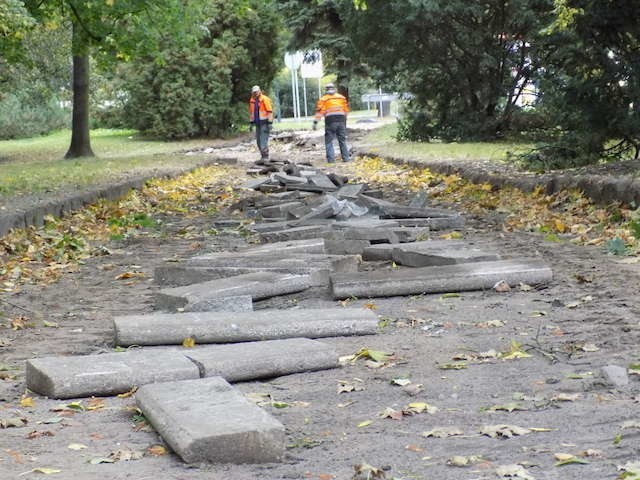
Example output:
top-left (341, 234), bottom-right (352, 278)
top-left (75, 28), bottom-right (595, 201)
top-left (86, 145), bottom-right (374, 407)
top-left (315, 93), bottom-right (349, 121)
top-left (249, 94), bottom-right (273, 122)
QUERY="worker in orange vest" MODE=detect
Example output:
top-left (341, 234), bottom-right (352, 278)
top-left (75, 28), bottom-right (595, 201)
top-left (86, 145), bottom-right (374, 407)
top-left (313, 83), bottom-right (350, 163)
top-left (249, 85), bottom-right (274, 161)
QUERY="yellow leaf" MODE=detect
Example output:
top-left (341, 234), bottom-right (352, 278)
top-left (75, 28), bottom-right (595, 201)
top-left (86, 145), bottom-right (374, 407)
top-left (357, 420), bottom-right (373, 427)
top-left (68, 443), bottom-right (87, 450)
top-left (182, 337), bottom-right (196, 348)
top-left (146, 445), bottom-right (167, 456)
top-left (117, 386), bottom-right (137, 398)
top-left (363, 302), bottom-right (377, 310)
top-left (31, 467), bottom-right (62, 474)
top-left (21, 396), bottom-right (34, 407)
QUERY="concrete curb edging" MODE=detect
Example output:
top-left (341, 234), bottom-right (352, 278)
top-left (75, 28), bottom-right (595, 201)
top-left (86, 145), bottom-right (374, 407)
top-left (358, 150), bottom-right (640, 206)
top-left (0, 155), bottom-right (238, 238)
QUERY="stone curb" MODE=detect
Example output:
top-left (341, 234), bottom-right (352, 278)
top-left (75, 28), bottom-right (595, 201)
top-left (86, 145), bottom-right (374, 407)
top-left (358, 150), bottom-right (640, 206)
top-left (0, 155), bottom-right (239, 238)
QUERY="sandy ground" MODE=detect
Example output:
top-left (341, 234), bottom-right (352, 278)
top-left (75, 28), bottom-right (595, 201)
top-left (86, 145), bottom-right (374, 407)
top-left (1, 130), bottom-right (639, 480)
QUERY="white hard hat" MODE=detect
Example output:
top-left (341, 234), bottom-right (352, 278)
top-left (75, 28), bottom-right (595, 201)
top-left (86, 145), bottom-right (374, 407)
top-left (325, 83), bottom-right (335, 90)
top-left (251, 85), bottom-right (260, 93)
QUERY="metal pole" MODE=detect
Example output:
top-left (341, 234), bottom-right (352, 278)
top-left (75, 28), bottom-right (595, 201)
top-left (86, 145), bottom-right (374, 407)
top-left (302, 77), bottom-right (308, 117)
top-left (290, 68), bottom-right (296, 118)
top-left (378, 86), bottom-right (383, 118)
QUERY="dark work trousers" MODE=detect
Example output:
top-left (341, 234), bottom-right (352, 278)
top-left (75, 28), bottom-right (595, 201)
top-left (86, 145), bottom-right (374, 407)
top-left (324, 115), bottom-right (349, 163)
top-left (255, 122), bottom-right (271, 159)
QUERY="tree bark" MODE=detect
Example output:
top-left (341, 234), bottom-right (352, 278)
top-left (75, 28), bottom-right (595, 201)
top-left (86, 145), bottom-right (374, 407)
top-left (65, 20), bottom-right (94, 158)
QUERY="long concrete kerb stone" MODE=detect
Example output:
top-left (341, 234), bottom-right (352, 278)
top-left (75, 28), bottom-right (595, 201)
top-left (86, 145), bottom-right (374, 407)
top-left (136, 376), bottom-right (285, 464)
top-left (26, 350), bottom-right (200, 399)
top-left (330, 259), bottom-right (553, 299)
top-left (113, 307), bottom-right (379, 346)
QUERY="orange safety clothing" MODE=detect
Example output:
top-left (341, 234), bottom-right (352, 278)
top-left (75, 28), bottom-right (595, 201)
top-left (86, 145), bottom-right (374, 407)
top-left (249, 94), bottom-right (273, 122)
top-left (314, 93), bottom-right (349, 121)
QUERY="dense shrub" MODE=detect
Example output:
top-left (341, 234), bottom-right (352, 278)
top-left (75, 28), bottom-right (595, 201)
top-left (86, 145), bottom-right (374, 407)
top-left (0, 93), bottom-right (68, 139)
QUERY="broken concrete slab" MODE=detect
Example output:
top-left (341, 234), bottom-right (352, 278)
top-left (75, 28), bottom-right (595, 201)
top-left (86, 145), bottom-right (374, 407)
top-left (184, 338), bottom-right (339, 382)
top-left (392, 241), bottom-right (501, 267)
top-left (341, 227), bottom-right (400, 244)
top-left (395, 216), bottom-right (465, 230)
top-left (335, 183), bottom-right (367, 199)
top-left (377, 205), bottom-right (461, 219)
top-left (362, 243), bottom-right (399, 261)
top-left (259, 201), bottom-right (304, 219)
top-left (136, 376), bottom-right (285, 464)
top-left (331, 259), bottom-right (553, 299)
top-left (190, 238), bottom-right (327, 260)
top-left (155, 272), bottom-right (312, 312)
top-left (259, 225), bottom-right (332, 243)
top-left (273, 172), bottom-right (308, 185)
top-left (309, 175), bottom-right (339, 190)
top-left (391, 227), bottom-right (432, 243)
top-left (324, 238), bottom-right (370, 255)
top-left (113, 308), bottom-right (378, 346)
top-left (26, 350), bottom-right (200, 399)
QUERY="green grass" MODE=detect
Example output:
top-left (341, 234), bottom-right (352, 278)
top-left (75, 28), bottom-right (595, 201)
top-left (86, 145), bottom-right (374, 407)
top-left (360, 123), bottom-right (532, 162)
top-left (0, 129), bottom-right (223, 196)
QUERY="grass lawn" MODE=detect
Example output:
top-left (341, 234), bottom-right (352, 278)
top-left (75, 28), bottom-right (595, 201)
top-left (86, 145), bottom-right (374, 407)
top-left (360, 123), bottom-right (532, 162)
top-left (0, 129), bottom-right (221, 197)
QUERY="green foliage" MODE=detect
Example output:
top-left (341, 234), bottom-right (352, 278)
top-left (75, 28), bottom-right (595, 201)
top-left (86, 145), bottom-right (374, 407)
top-left (0, 94), bottom-right (67, 140)
top-left (535, 0), bottom-right (640, 167)
top-left (123, 0), bottom-right (282, 139)
top-left (0, 0), bottom-right (36, 62)
top-left (342, 0), bottom-right (555, 142)
top-left (605, 237), bottom-right (627, 256)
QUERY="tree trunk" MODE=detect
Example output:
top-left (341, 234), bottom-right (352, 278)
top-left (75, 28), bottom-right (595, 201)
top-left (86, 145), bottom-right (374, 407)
top-left (65, 20), bottom-right (94, 158)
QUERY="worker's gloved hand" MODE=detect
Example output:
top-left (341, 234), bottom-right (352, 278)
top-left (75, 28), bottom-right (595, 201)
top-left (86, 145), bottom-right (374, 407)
top-left (312, 121), bottom-right (318, 131)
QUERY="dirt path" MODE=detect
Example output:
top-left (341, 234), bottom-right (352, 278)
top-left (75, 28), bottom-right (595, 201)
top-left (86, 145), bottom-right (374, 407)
top-left (1, 132), bottom-right (639, 480)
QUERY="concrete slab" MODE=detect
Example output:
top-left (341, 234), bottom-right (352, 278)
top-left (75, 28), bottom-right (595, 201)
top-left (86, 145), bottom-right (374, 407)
top-left (114, 308), bottom-right (378, 346)
top-left (392, 241), bottom-right (501, 267)
top-left (155, 272), bottom-right (312, 312)
top-left (331, 259), bottom-right (553, 299)
top-left (335, 183), bottom-right (367, 199)
top-left (136, 376), bottom-right (285, 464)
top-left (189, 238), bottom-right (326, 261)
top-left (26, 350), bottom-right (200, 399)
top-left (259, 225), bottom-right (332, 243)
top-left (309, 175), bottom-right (338, 190)
top-left (362, 243), bottom-right (399, 261)
top-left (184, 338), bottom-right (339, 382)
top-left (259, 202), bottom-right (304, 219)
top-left (325, 239), bottom-right (370, 255)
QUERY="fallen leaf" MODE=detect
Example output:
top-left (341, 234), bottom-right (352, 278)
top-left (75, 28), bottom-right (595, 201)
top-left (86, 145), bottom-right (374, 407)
top-left (405, 444), bottom-right (423, 452)
top-left (551, 393), bottom-right (581, 402)
top-left (554, 453), bottom-right (589, 466)
top-left (88, 457), bottom-right (115, 464)
top-left (353, 462), bottom-right (386, 479)
top-left (26, 430), bottom-right (54, 439)
top-left (493, 280), bottom-right (511, 292)
top-left (357, 420), bottom-right (373, 428)
top-left (68, 443), bottom-right (87, 450)
top-left (117, 386), bottom-right (137, 398)
top-left (109, 448), bottom-right (144, 461)
top-left (86, 398), bottom-right (105, 411)
top-left (0, 416), bottom-right (28, 428)
top-left (499, 340), bottom-right (532, 360)
top-left (391, 378), bottom-right (412, 387)
top-left (438, 362), bottom-right (467, 370)
top-left (484, 402), bottom-right (528, 413)
top-left (447, 455), bottom-right (482, 467)
top-left (20, 396), bottom-right (34, 408)
top-left (380, 407), bottom-right (403, 420)
top-left (496, 464), bottom-right (535, 479)
top-left (475, 319), bottom-right (506, 328)
top-left (115, 271), bottom-right (145, 280)
top-left (363, 302), bottom-right (377, 310)
top-left (422, 427), bottom-right (464, 438)
top-left (42, 321), bottom-right (59, 328)
top-left (181, 337), bottom-right (196, 348)
top-left (30, 467), bottom-right (62, 474)
top-left (405, 402), bottom-right (438, 414)
top-left (146, 445), bottom-right (167, 456)
top-left (480, 424), bottom-right (531, 438)
top-left (401, 383), bottom-right (424, 396)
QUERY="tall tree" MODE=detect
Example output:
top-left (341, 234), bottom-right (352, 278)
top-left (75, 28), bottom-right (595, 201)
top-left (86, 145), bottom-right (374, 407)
top-left (123, 0), bottom-right (282, 139)
top-left (342, 0), bottom-right (555, 140)
top-left (534, 0), bottom-right (640, 165)
top-left (277, 0), bottom-right (365, 96)
top-left (16, 0), bottom-right (207, 158)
